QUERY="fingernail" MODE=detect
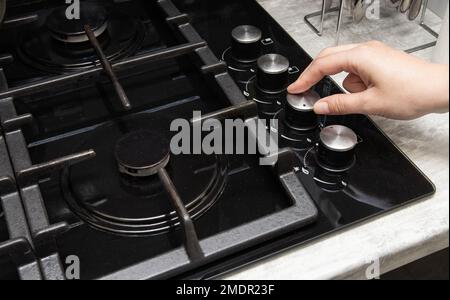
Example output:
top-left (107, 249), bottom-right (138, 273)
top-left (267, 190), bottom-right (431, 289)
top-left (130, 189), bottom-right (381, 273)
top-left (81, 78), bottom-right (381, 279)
top-left (314, 102), bottom-right (330, 114)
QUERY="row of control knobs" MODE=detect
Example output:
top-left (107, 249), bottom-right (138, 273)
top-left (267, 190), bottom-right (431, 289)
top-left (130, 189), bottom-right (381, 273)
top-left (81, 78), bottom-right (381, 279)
top-left (231, 25), bottom-right (358, 171)
top-left (232, 25), bottom-right (290, 93)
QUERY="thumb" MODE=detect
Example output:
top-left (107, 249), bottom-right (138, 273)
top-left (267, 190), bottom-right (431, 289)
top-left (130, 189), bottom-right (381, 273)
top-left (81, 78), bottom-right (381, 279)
top-left (314, 92), bottom-right (368, 115)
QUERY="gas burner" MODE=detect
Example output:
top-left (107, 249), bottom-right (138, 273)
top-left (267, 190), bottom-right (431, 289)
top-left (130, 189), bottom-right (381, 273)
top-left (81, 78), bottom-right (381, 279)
top-left (47, 2), bottom-right (109, 44)
top-left (61, 116), bottom-right (228, 236)
top-left (115, 130), bottom-right (170, 177)
top-left (17, 5), bottom-right (146, 74)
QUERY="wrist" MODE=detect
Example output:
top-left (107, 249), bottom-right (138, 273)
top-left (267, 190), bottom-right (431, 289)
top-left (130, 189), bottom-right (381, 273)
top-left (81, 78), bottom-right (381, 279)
top-left (418, 63), bottom-right (449, 115)
top-left (431, 64), bottom-right (449, 113)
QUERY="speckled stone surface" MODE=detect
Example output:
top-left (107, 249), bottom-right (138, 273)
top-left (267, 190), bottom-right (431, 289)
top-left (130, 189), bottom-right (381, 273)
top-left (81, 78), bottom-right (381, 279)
top-left (224, 0), bottom-right (449, 280)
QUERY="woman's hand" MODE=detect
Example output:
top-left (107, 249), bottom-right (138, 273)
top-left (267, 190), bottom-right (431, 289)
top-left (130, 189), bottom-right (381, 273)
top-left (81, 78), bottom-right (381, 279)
top-left (288, 41), bottom-right (449, 120)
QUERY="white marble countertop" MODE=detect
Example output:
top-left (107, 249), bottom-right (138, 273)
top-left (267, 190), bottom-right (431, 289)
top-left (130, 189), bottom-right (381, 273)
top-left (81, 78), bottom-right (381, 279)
top-left (225, 0), bottom-right (449, 280)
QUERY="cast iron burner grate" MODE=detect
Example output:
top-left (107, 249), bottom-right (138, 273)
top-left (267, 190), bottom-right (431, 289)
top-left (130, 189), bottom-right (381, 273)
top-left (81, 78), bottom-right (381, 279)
top-left (0, 133), bottom-right (43, 280)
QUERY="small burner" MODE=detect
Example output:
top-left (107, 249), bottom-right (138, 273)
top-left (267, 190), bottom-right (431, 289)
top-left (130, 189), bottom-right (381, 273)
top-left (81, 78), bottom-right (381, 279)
top-left (115, 130), bottom-right (170, 177)
top-left (47, 3), bottom-right (109, 44)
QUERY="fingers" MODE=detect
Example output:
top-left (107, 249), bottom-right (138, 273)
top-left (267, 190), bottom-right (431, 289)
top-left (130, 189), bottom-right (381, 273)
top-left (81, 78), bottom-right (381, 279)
top-left (288, 48), bottom-right (360, 94)
top-left (343, 73), bottom-right (367, 93)
top-left (314, 91), bottom-right (369, 115)
top-left (315, 44), bottom-right (360, 59)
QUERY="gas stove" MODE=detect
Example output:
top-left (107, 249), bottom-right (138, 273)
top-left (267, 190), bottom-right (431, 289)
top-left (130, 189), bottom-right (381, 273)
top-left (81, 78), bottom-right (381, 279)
top-left (0, 0), bottom-right (435, 280)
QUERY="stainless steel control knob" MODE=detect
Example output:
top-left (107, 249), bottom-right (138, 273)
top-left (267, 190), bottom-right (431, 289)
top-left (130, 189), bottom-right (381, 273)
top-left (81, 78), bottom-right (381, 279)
top-left (231, 25), bottom-right (262, 63)
top-left (285, 90), bottom-right (320, 131)
top-left (256, 53), bottom-right (290, 93)
top-left (318, 125), bottom-right (358, 171)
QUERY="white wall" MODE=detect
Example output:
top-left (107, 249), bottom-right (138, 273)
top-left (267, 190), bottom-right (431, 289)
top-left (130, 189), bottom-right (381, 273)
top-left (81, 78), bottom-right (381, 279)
top-left (429, 0), bottom-right (449, 18)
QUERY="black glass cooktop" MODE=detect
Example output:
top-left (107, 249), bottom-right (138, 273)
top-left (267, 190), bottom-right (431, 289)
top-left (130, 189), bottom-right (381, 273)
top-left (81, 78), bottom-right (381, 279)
top-left (0, 0), bottom-right (435, 280)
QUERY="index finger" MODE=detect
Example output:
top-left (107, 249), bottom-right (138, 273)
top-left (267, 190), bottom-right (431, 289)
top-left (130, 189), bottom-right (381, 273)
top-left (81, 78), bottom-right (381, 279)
top-left (288, 45), bottom-right (360, 94)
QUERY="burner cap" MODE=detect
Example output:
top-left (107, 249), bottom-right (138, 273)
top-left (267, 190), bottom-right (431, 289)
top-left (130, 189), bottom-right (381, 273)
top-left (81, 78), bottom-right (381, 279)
top-left (47, 2), bottom-right (109, 43)
top-left (115, 130), bottom-right (170, 177)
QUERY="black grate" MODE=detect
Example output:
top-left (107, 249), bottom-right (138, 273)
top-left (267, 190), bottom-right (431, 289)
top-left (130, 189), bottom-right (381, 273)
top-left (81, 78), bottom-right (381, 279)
top-left (0, 125), bottom-right (42, 280)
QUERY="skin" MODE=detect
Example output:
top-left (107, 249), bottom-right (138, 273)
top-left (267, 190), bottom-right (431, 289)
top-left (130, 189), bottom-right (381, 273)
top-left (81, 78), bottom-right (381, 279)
top-left (287, 41), bottom-right (449, 120)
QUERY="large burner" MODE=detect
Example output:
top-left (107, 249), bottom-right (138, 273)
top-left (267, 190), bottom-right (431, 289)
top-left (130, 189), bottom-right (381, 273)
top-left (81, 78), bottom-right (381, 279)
top-left (61, 116), bottom-right (228, 236)
top-left (17, 4), bottom-right (146, 73)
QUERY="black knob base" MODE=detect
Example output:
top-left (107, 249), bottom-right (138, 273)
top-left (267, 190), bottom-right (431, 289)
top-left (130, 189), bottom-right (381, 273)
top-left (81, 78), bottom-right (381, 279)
top-left (272, 110), bottom-right (319, 151)
top-left (316, 144), bottom-right (356, 173)
top-left (313, 167), bottom-right (349, 193)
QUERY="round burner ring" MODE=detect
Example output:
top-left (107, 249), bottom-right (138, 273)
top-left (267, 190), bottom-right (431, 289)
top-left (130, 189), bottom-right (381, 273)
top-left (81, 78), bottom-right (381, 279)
top-left (52, 21), bottom-right (109, 44)
top-left (47, 2), bottom-right (109, 44)
top-left (115, 130), bottom-right (170, 177)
